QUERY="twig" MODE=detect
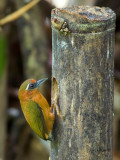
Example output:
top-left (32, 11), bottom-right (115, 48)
top-left (0, 0), bottom-right (41, 26)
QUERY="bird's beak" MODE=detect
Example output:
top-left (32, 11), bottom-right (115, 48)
top-left (36, 78), bottom-right (48, 87)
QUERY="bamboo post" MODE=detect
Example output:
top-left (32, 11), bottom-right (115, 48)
top-left (51, 6), bottom-right (116, 160)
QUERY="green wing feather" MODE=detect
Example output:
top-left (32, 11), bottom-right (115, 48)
top-left (25, 100), bottom-right (48, 140)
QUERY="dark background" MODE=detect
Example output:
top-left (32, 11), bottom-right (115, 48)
top-left (0, 0), bottom-right (120, 160)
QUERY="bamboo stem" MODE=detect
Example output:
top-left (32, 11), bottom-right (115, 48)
top-left (51, 6), bottom-right (116, 160)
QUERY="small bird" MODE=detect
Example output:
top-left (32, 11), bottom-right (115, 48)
top-left (18, 78), bottom-right (55, 140)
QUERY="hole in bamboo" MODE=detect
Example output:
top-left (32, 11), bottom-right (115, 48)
top-left (51, 77), bottom-right (61, 116)
top-left (52, 77), bottom-right (59, 104)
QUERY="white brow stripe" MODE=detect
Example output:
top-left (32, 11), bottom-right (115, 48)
top-left (26, 84), bottom-right (29, 90)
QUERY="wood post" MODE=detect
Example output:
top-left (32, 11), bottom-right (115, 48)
top-left (51, 6), bottom-right (116, 160)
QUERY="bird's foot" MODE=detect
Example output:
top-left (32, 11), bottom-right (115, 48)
top-left (51, 102), bottom-right (64, 119)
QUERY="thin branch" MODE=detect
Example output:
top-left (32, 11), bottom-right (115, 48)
top-left (0, 0), bottom-right (41, 26)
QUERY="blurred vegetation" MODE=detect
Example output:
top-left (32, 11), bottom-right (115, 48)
top-left (0, 35), bottom-right (7, 78)
top-left (0, 0), bottom-right (120, 160)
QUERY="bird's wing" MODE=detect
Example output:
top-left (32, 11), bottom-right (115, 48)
top-left (27, 100), bottom-right (48, 140)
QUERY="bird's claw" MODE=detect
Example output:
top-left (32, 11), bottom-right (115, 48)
top-left (51, 101), bottom-right (64, 119)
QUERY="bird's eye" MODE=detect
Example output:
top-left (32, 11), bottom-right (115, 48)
top-left (29, 83), bottom-right (34, 88)
top-left (26, 83), bottom-right (36, 90)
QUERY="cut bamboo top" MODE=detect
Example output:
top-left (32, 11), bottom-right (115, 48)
top-left (51, 6), bottom-right (116, 33)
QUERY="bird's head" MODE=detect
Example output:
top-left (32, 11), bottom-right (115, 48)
top-left (18, 78), bottom-right (48, 101)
